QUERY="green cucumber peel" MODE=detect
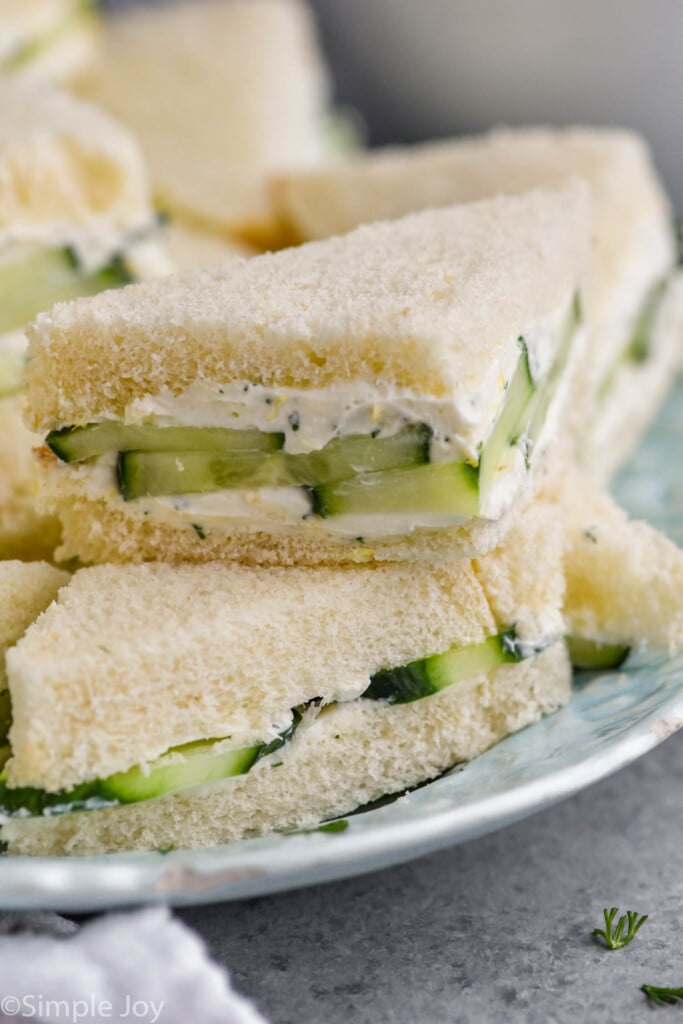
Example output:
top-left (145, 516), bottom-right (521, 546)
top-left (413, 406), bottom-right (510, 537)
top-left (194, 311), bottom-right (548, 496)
top-left (362, 627), bottom-right (536, 706)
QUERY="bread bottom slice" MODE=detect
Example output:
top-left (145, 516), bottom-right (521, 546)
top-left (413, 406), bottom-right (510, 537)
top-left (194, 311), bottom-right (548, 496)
top-left (580, 272), bottom-right (683, 483)
top-left (0, 397), bottom-right (61, 561)
top-left (2, 643), bottom-right (570, 856)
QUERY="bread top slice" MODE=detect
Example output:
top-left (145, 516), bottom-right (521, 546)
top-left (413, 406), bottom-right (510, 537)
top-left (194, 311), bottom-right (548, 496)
top-left (5, 496), bottom-right (564, 791)
top-left (0, 81), bottom-right (153, 260)
top-left (273, 127), bottom-right (675, 337)
top-left (24, 185), bottom-right (589, 430)
top-left (79, 0), bottom-right (328, 242)
top-left (0, 560), bottom-right (69, 688)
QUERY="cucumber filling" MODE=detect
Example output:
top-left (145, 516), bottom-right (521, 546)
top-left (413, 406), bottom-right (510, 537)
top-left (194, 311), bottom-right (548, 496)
top-left (0, 246), bottom-right (134, 338)
top-left (598, 277), bottom-right (670, 401)
top-left (46, 294), bottom-right (580, 524)
top-left (0, 629), bottom-right (542, 818)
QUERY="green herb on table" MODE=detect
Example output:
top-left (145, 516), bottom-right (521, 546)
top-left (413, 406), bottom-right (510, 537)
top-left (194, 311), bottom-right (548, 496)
top-left (642, 985), bottom-right (683, 1006)
top-left (593, 907), bottom-right (648, 950)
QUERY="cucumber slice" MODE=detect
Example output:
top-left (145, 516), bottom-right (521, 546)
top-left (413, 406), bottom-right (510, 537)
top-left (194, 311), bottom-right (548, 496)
top-left (362, 629), bottom-right (522, 704)
top-left (99, 739), bottom-right (261, 804)
top-left (117, 426), bottom-right (431, 500)
top-left (478, 341), bottom-right (534, 499)
top-left (567, 636), bottom-right (630, 671)
top-left (310, 459), bottom-right (480, 519)
top-left (284, 425), bottom-right (431, 483)
top-left (47, 422), bottom-right (285, 462)
top-left (0, 737), bottom-right (260, 817)
top-left (0, 711), bottom-right (305, 817)
top-left (118, 450), bottom-right (277, 499)
top-left (0, 248), bottom-right (133, 336)
top-left (525, 293), bottom-right (581, 446)
top-left (0, 351), bottom-right (25, 398)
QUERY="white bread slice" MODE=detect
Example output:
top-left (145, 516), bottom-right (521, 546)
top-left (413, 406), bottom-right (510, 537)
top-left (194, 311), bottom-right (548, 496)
top-left (0, 396), bottom-right (60, 561)
top-left (0, 0), bottom-right (98, 86)
top-left (26, 187), bottom-right (590, 425)
top-left (5, 496), bottom-right (564, 792)
top-left (0, 81), bottom-right (154, 258)
top-left (79, 0), bottom-right (328, 244)
top-left (164, 222), bottom-right (259, 274)
top-left (2, 642), bottom-right (569, 856)
top-left (0, 81), bottom-right (167, 561)
top-left (545, 465), bottom-right (683, 653)
top-left (0, 559), bottom-right (69, 688)
top-left (25, 189), bottom-right (588, 565)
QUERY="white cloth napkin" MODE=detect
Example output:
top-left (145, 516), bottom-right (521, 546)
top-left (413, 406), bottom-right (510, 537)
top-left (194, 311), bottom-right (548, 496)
top-left (0, 907), bottom-right (267, 1024)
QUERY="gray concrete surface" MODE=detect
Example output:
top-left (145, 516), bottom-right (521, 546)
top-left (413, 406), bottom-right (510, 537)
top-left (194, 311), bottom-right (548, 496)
top-left (180, 729), bottom-right (683, 1023)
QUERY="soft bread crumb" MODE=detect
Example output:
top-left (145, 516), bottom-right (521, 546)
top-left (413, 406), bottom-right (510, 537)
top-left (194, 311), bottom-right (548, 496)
top-left (2, 644), bottom-right (570, 855)
top-left (0, 560), bottom-right (69, 688)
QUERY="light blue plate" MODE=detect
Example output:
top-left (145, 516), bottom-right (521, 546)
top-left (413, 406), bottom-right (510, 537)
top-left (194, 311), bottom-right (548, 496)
top-left (1, 384), bottom-right (682, 912)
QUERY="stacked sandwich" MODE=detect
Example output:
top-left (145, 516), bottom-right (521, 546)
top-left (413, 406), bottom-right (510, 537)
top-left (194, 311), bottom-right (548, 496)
top-left (0, 0), bottom-right (682, 859)
top-left (0, 80), bottom-right (170, 560)
top-left (0, 184), bottom-right (591, 854)
top-left (77, 0), bottom-right (334, 265)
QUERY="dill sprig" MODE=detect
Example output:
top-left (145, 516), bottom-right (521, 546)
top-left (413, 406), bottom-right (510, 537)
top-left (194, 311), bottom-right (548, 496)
top-left (642, 985), bottom-right (683, 1006)
top-left (592, 907), bottom-right (648, 950)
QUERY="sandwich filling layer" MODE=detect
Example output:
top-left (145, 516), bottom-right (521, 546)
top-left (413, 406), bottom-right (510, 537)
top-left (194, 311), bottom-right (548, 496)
top-left (0, 626), bottom-right (547, 818)
top-left (44, 294), bottom-right (580, 538)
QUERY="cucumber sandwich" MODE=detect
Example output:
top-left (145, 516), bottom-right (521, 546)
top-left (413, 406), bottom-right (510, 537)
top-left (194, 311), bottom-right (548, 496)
top-left (0, 82), bottom-right (171, 559)
top-left (26, 185), bottom-right (589, 566)
top-left (0, 0), bottom-right (99, 86)
top-left (79, 0), bottom-right (331, 247)
top-left (272, 126), bottom-right (683, 481)
top-left (0, 503), bottom-right (572, 855)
